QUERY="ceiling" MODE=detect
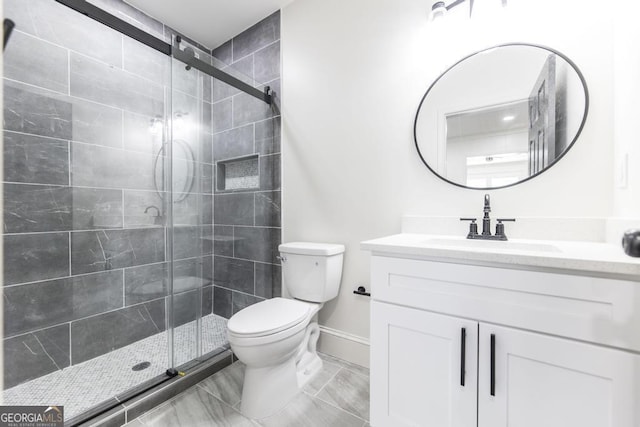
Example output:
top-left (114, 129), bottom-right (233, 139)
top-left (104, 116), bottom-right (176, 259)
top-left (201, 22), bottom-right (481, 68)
top-left (125, 0), bottom-right (294, 49)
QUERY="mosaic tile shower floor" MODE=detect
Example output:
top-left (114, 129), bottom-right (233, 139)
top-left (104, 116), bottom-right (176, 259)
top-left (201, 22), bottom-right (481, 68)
top-left (3, 314), bottom-right (228, 419)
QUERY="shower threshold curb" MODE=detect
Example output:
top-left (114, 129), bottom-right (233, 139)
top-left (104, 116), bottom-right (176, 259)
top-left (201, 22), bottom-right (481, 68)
top-left (71, 349), bottom-right (233, 427)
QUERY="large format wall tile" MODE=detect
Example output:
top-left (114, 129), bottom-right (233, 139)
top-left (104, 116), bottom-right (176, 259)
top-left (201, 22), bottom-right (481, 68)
top-left (255, 262), bottom-right (282, 299)
top-left (71, 99), bottom-right (123, 148)
top-left (174, 225), bottom-right (213, 260)
top-left (71, 143), bottom-right (156, 191)
top-left (4, 232), bottom-right (70, 285)
top-left (214, 193), bottom-right (254, 226)
top-left (213, 256), bottom-right (254, 294)
top-left (232, 92), bottom-right (272, 127)
top-left (254, 42), bottom-right (280, 85)
top-left (234, 227), bottom-right (281, 264)
top-left (212, 99), bottom-right (233, 133)
top-left (4, 0), bottom-right (124, 67)
top-left (71, 228), bottom-right (165, 274)
top-left (3, 324), bottom-right (70, 389)
top-left (3, 185), bottom-right (125, 233)
top-left (3, 132), bottom-right (69, 186)
top-left (123, 36), bottom-right (171, 85)
top-left (213, 286), bottom-right (232, 319)
top-left (232, 11), bottom-right (280, 61)
top-left (212, 124), bottom-right (254, 161)
top-left (213, 226), bottom-right (234, 257)
top-left (260, 154), bottom-right (281, 190)
top-left (255, 116), bottom-right (281, 155)
top-left (70, 299), bottom-right (165, 364)
top-left (255, 191), bottom-right (281, 227)
top-left (231, 292), bottom-right (263, 315)
top-left (125, 262), bottom-right (167, 306)
top-left (3, 83), bottom-right (72, 140)
top-left (70, 52), bottom-right (164, 116)
top-left (4, 31), bottom-right (69, 94)
top-left (3, 184), bottom-right (72, 233)
top-left (4, 270), bottom-right (123, 336)
top-left (71, 187), bottom-right (124, 230)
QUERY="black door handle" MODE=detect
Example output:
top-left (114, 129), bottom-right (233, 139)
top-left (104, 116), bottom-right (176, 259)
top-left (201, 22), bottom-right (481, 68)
top-left (490, 334), bottom-right (496, 396)
top-left (460, 328), bottom-right (466, 386)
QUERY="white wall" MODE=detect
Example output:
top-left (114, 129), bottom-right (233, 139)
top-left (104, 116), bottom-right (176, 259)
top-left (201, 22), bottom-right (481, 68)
top-left (282, 0), bottom-right (619, 365)
top-left (613, 0), bottom-right (640, 218)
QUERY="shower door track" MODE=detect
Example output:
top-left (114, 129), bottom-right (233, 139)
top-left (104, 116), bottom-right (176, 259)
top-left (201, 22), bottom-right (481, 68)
top-left (54, 0), bottom-right (273, 105)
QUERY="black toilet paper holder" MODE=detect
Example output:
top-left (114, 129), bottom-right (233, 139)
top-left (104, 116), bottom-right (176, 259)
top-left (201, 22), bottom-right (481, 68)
top-left (353, 286), bottom-right (371, 297)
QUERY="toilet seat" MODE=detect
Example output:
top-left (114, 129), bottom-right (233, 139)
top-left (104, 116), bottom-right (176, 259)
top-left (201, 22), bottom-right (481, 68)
top-left (228, 298), bottom-right (313, 338)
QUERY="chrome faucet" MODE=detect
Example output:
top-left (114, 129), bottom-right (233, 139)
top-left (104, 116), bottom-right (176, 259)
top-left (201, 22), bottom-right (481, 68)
top-left (460, 194), bottom-right (515, 241)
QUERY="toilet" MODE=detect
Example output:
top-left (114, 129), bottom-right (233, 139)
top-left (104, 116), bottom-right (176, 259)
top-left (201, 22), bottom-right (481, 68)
top-left (227, 242), bottom-right (345, 419)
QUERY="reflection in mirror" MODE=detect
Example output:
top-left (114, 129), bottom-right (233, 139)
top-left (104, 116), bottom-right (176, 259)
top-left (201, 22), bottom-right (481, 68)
top-left (414, 44), bottom-right (588, 189)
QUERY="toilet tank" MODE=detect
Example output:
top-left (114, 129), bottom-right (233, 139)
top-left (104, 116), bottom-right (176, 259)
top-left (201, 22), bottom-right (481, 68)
top-left (279, 242), bottom-right (345, 303)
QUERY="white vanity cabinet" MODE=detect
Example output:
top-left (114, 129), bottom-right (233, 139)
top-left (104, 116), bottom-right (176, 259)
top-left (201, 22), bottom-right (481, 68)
top-left (368, 254), bottom-right (640, 427)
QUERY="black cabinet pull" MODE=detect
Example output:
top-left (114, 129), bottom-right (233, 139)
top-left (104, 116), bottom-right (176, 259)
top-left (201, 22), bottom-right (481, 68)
top-left (460, 328), bottom-right (466, 386)
top-left (490, 334), bottom-right (496, 396)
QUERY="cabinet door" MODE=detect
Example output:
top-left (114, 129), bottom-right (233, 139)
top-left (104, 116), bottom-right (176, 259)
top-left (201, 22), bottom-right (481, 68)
top-left (479, 325), bottom-right (640, 427)
top-left (371, 301), bottom-right (477, 427)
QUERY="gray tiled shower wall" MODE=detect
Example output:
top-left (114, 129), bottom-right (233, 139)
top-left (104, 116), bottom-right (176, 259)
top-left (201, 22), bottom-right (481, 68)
top-left (210, 13), bottom-right (282, 320)
top-left (2, 0), bottom-right (281, 390)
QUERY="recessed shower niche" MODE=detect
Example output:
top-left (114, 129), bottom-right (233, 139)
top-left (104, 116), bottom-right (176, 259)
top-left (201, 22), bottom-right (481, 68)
top-left (216, 154), bottom-right (260, 191)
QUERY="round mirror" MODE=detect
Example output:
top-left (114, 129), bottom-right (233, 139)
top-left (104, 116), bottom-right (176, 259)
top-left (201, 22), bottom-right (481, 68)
top-left (414, 43), bottom-right (589, 189)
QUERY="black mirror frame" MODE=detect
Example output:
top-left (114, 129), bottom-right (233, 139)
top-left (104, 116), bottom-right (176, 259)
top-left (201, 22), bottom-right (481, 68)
top-left (413, 42), bottom-right (590, 190)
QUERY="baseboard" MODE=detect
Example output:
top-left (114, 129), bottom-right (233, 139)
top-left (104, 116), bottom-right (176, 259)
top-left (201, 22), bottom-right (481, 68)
top-left (317, 326), bottom-right (370, 368)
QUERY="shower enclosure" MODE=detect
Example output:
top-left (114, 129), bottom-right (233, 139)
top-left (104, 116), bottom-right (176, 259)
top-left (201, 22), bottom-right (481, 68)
top-left (2, 0), bottom-right (280, 422)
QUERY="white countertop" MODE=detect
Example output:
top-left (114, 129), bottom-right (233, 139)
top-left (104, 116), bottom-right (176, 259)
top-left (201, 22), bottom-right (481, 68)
top-left (361, 233), bottom-right (640, 280)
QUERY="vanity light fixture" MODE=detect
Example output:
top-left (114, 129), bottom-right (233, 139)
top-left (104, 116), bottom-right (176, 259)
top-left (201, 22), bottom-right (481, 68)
top-left (429, 0), bottom-right (507, 22)
top-left (429, 0), bottom-right (468, 21)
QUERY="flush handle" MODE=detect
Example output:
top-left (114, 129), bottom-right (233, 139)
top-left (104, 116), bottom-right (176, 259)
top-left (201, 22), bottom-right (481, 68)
top-left (276, 255), bottom-right (287, 263)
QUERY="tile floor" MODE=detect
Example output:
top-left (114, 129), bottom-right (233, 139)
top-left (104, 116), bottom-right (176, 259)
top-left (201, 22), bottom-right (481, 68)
top-left (3, 314), bottom-right (228, 419)
top-left (124, 353), bottom-right (371, 426)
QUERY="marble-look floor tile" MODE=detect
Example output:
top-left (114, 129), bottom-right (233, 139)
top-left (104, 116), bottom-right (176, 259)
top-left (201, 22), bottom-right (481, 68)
top-left (139, 386), bottom-right (256, 427)
top-left (303, 358), bottom-right (341, 396)
top-left (197, 361), bottom-right (245, 407)
top-left (316, 368), bottom-right (370, 421)
top-left (257, 392), bottom-right (362, 427)
top-left (318, 353), bottom-right (370, 378)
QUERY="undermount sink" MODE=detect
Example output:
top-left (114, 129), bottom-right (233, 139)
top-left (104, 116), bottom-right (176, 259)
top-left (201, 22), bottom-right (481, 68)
top-left (423, 237), bottom-right (563, 253)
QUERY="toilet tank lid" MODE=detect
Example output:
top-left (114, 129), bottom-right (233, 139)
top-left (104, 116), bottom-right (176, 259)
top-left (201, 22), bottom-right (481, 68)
top-left (279, 242), bottom-right (345, 256)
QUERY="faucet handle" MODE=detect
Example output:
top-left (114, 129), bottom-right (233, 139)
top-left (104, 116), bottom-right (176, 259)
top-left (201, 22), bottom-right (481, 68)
top-left (495, 218), bottom-right (516, 240)
top-left (460, 218), bottom-right (478, 238)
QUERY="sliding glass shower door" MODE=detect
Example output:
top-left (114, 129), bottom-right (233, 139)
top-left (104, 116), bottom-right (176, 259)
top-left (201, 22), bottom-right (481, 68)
top-left (3, 0), bottom-right (276, 422)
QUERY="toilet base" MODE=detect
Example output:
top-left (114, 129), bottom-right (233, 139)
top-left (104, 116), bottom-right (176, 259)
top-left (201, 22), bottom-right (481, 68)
top-left (239, 321), bottom-right (323, 420)
top-left (240, 356), bottom-right (299, 419)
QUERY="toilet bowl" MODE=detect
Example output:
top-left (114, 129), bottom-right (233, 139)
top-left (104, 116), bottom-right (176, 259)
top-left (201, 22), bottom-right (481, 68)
top-left (227, 242), bottom-right (345, 419)
top-left (228, 298), bottom-right (322, 419)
